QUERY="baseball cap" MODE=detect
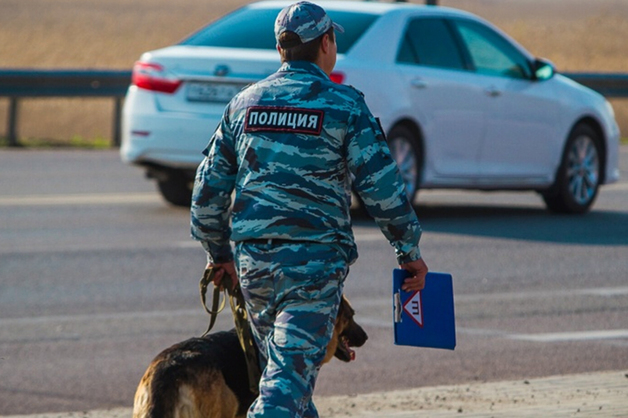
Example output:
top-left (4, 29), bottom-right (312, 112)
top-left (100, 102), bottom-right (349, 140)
top-left (274, 1), bottom-right (344, 47)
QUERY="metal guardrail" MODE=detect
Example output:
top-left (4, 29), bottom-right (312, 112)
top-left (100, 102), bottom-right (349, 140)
top-left (0, 69), bottom-right (131, 147)
top-left (563, 72), bottom-right (628, 98)
top-left (1, 70), bottom-right (627, 147)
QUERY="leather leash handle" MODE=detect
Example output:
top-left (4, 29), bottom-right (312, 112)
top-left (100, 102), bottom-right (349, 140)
top-left (228, 285), bottom-right (262, 394)
top-left (199, 268), bottom-right (226, 337)
top-left (199, 266), bottom-right (261, 394)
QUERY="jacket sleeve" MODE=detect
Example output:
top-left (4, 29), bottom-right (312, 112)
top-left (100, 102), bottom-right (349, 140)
top-left (345, 96), bottom-right (422, 264)
top-left (190, 105), bottom-right (238, 263)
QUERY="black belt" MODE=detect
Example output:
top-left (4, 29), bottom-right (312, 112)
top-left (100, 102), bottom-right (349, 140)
top-left (243, 238), bottom-right (312, 246)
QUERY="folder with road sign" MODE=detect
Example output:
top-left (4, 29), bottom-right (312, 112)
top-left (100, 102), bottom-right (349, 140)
top-left (393, 269), bottom-right (456, 350)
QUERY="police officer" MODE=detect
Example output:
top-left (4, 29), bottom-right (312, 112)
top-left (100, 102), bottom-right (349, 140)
top-left (190, 2), bottom-right (428, 417)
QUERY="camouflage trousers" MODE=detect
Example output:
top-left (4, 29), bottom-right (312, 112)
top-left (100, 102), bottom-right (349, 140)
top-left (234, 241), bottom-right (349, 418)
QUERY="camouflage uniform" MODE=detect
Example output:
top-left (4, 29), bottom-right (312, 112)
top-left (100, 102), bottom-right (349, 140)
top-left (191, 60), bottom-right (422, 266)
top-left (191, 5), bottom-right (422, 417)
top-left (191, 59), bottom-right (422, 417)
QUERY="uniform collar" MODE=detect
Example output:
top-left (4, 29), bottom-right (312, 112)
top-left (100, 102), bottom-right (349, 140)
top-left (279, 61), bottom-right (330, 80)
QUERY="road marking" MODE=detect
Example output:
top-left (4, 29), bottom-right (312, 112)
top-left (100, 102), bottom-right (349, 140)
top-left (350, 287), bottom-right (628, 314)
top-left (457, 327), bottom-right (509, 337)
top-left (456, 286), bottom-right (628, 302)
top-left (2, 181), bottom-right (624, 209)
top-left (457, 327), bottom-right (628, 343)
top-left (604, 182), bottom-right (628, 191)
top-left (334, 322), bottom-right (628, 344)
top-left (355, 232), bottom-right (385, 242)
top-left (350, 290), bottom-right (628, 345)
top-left (0, 192), bottom-right (160, 206)
top-left (579, 287), bottom-right (628, 296)
top-left (509, 329), bottom-right (628, 342)
top-left (176, 241), bottom-right (202, 248)
top-left (3, 232), bottom-right (388, 254)
top-left (176, 231), bottom-right (387, 248)
top-left (0, 309), bottom-right (200, 326)
top-left (4, 305), bottom-right (628, 344)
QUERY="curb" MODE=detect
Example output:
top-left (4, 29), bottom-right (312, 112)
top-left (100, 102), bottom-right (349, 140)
top-left (3, 370), bottom-right (627, 418)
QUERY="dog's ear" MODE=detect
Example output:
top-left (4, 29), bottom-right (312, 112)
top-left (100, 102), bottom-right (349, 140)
top-left (339, 295), bottom-right (355, 320)
top-left (340, 295), bottom-right (368, 348)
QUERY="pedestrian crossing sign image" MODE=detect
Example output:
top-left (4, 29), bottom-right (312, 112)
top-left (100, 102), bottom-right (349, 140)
top-left (393, 269), bottom-right (456, 350)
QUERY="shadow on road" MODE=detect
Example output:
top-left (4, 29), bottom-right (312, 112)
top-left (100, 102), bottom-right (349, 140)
top-left (352, 204), bottom-right (628, 246)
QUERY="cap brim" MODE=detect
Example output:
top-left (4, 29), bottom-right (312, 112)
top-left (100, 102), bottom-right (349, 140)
top-left (332, 21), bottom-right (344, 34)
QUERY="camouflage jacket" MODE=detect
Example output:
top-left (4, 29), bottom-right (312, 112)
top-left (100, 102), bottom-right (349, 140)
top-left (191, 61), bottom-right (422, 265)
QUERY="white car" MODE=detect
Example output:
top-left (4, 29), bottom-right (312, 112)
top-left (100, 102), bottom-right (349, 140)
top-left (121, 0), bottom-right (620, 213)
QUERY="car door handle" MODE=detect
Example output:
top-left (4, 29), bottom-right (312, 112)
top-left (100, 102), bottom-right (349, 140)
top-left (411, 78), bottom-right (427, 89)
top-left (485, 86), bottom-right (501, 97)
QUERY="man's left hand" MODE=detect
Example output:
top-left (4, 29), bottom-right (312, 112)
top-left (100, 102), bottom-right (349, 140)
top-left (399, 258), bottom-right (428, 292)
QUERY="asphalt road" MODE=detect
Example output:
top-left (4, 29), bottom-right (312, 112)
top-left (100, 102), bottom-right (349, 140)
top-left (0, 148), bottom-right (627, 415)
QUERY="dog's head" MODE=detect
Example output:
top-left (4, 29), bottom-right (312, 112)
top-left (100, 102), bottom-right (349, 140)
top-left (324, 295), bottom-right (368, 364)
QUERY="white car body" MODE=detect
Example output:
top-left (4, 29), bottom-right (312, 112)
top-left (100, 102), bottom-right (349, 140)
top-left (121, 0), bottom-right (620, 212)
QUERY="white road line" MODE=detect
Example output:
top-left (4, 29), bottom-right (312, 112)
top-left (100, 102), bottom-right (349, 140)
top-left (337, 322), bottom-right (628, 344)
top-left (456, 286), bottom-right (628, 302)
top-left (176, 232), bottom-right (387, 248)
top-left (604, 182), bottom-right (628, 191)
top-left (0, 192), bottom-right (160, 206)
top-left (355, 317), bottom-right (392, 329)
top-left (349, 287), bottom-right (628, 310)
top-left (1, 232), bottom-right (386, 254)
top-left (580, 287), bottom-right (628, 296)
top-left (176, 241), bottom-right (202, 248)
top-left (2, 179), bottom-right (626, 207)
top-left (354, 232), bottom-right (385, 242)
top-left (0, 309), bottom-right (200, 326)
top-left (509, 329), bottom-right (628, 342)
top-left (4, 307), bottom-right (628, 345)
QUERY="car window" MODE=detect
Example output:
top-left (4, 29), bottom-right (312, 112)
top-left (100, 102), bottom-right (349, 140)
top-left (452, 19), bottom-right (532, 79)
top-left (180, 8), bottom-right (379, 55)
top-left (397, 18), bottom-right (466, 70)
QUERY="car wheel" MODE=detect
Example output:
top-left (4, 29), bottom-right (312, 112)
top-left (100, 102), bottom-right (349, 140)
top-left (542, 124), bottom-right (601, 214)
top-left (156, 170), bottom-right (193, 207)
top-left (387, 125), bottom-right (422, 204)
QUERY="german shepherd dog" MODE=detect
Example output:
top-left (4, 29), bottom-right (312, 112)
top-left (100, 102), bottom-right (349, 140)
top-left (133, 296), bottom-right (368, 418)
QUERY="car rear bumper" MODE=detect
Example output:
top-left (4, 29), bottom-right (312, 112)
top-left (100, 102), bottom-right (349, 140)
top-left (121, 87), bottom-right (221, 169)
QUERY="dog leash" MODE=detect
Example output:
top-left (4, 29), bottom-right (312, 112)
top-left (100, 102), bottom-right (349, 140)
top-left (199, 267), bottom-right (261, 395)
top-left (199, 268), bottom-right (226, 337)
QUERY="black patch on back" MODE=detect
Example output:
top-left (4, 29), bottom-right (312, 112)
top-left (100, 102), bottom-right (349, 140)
top-left (244, 106), bottom-right (323, 135)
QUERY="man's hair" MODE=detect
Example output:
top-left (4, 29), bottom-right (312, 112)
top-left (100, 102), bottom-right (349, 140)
top-left (278, 28), bottom-right (335, 63)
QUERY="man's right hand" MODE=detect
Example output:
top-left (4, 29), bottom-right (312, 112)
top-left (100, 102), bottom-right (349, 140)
top-left (207, 261), bottom-right (238, 291)
top-left (399, 258), bottom-right (428, 292)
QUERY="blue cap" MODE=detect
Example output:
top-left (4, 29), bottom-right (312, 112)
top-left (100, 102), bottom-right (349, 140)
top-left (274, 1), bottom-right (344, 46)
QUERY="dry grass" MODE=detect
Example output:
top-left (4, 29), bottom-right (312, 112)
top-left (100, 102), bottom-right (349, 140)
top-left (0, 0), bottom-right (627, 145)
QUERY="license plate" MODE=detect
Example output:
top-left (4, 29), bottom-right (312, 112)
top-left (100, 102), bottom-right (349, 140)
top-left (186, 81), bottom-right (244, 103)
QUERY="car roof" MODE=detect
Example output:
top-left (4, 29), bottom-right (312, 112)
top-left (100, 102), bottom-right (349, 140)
top-left (247, 0), bottom-right (477, 19)
top-left (248, 0), bottom-right (403, 13)
top-left (232, 0), bottom-right (505, 63)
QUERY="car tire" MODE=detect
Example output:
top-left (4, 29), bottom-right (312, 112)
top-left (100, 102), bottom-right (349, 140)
top-left (156, 170), bottom-right (193, 207)
top-left (387, 125), bottom-right (422, 204)
top-left (542, 124), bottom-right (601, 214)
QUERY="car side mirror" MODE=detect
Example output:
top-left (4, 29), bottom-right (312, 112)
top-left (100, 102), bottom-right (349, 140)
top-left (533, 58), bottom-right (555, 81)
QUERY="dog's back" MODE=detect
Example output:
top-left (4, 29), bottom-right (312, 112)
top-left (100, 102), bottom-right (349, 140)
top-left (133, 296), bottom-right (367, 418)
top-left (133, 330), bottom-right (255, 418)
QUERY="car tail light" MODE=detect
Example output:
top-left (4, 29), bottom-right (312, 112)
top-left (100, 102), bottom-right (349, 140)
top-left (330, 72), bottom-right (345, 84)
top-left (132, 61), bottom-right (182, 94)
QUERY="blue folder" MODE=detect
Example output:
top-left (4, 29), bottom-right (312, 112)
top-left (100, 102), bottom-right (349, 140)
top-left (393, 269), bottom-right (456, 350)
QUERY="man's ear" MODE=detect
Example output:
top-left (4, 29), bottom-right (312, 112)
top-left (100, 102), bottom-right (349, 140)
top-left (320, 33), bottom-right (330, 54)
